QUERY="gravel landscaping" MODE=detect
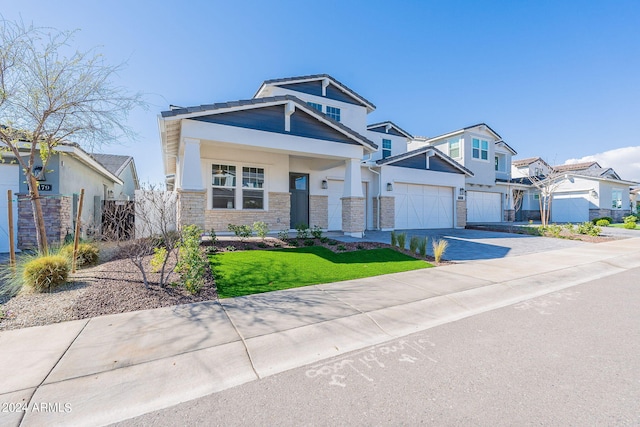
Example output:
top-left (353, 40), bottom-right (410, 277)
top-left (0, 236), bottom-right (440, 331)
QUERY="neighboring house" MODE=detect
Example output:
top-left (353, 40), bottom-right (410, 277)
top-left (511, 157), bottom-right (553, 178)
top-left (409, 124), bottom-right (518, 223)
top-left (159, 74), bottom-right (472, 237)
top-left (510, 160), bottom-right (637, 223)
top-left (92, 153), bottom-right (140, 200)
top-left (0, 142), bottom-right (136, 251)
top-left (631, 188), bottom-right (639, 214)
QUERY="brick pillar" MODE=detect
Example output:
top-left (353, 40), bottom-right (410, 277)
top-left (309, 195), bottom-right (328, 229)
top-left (504, 209), bottom-right (515, 222)
top-left (456, 200), bottom-right (467, 228)
top-left (341, 196), bottom-right (365, 237)
top-left (177, 189), bottom-right (206, 229)
top-left (376, 196), bottom-right (395, 230)
top-left (17, 194), bottom-right (72, 249)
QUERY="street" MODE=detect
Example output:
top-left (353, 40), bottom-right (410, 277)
top-left (119, 267), bottom-right (640, 426)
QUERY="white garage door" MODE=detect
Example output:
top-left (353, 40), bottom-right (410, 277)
top-left (394, 183), bottom-right (453, 229)
top-left (551, 194), bottom-right (589, 223)
top-left (327, 181), bottom-right (368, 231)
top-left (467, 191), bottom-right (502, 223)
top-left (0, 164), bottom-right (19, 253)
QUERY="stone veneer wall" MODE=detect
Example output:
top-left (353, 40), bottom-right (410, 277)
top-left (309, 195), bottom-right (328, 229)
top-left (18, 195), bottom-right (72, 249)
top-left (590, 209), bottom-right (630, 222)
top-left (177, 189), bottom-right (206, 229)
top-left (205, 192), bottom-right (290, 232)
top-left (520, 210), bottom-right (541, 221)
top-left (504, 209), bottom-right (515, 222)
top-left (341, 197), bottom-right (365, 234)
top-left (375, 196), bottom-right (395, 230)
top-left (456, 200), bottom-right (467, 228)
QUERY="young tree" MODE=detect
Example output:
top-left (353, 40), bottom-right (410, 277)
top-left (0, 19), bottom-right (144, 253)
top-left (529, 171), bottom-right (565, 226)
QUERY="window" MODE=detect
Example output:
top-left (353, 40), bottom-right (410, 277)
top-left (382, 139), bottom-right (392, 159)
top-left (472, 138), bottom-right (489, 160)
top-left (212, 164), bottom-right (236, 209)
top-left (612, 189), bottom-right (623, 209)
top-left (242, 167), bottom-right (265, 209)
top-left (495, 156), bottom-right (499, 171)
top-left (307, 102), bottom-right (322, 112)
top-left (326, 106), bottom-right (341, 122)
top-left (449, 139), bottom-right (460, 158)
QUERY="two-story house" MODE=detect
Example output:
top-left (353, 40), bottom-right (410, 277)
top-left (409, 124), bottom-right (517, 223)
top-left (159, 74), bottom-right (472, 237)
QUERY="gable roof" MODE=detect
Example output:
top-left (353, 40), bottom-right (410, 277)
top-left (253, 74), bottom-right (376, 112)
top-left (160, 95), bottom-right (376, 150)
top-left (376, 145), bottom-right (474, 176)
top-left (92, 154), bottom-right (133, 176)
top-left (367, 121), bottom-right (413, 139)
top-left (553, 161), bottom-right (601, 173)
top-left (512, 157), bottom-right (552, 168)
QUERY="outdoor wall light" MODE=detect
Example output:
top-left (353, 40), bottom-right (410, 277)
top-left (590, 189), bottom-right (598, 198)
top-left (321, 180), bottom-right (328, 189)
top-left (387, 182), bottom-right (393, 191)
top-left (459, 188), bottom-right (465, 196)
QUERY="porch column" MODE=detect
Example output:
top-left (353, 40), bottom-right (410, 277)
top-left (341, 158), bottom-right (365, 238)
top-left (177, 138), bottom-right (206, 229)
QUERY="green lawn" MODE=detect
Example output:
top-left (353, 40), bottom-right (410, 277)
top-left (211, 246), bottom-right (432, 298)
top-left (610, 223), bottom-right (640, 229)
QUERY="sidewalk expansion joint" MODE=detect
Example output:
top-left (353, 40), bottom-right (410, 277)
top-left (218, 302), bottom-right (261, 380)
top-left (316, 286), bottom-right (394, 338)
top-left (18, 319), bottom-right (90, 427)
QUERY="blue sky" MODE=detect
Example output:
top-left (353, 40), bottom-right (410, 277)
top-left (3, 0), bottom-right (640, 182)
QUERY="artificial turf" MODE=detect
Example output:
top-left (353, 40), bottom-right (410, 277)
top-left (211, 246), bottom-right (432, 298)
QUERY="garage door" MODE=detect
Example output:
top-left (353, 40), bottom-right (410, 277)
top-left (467, 191), bottom-right (502, 223)
top-left (394, 183), bottom-right (453, 229)
top-left (327, 181), bottom-right (367, 231)
top-left (0, 164), bottom-right (19, 253)
top-left (551, 194), bottom-right (589, 223)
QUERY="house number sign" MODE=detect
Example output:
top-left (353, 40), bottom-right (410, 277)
top-left (38, 184), bottom-right (52, 191)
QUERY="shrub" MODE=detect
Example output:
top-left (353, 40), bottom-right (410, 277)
top-left (623, 215), bottom-right (638, 224)
top-left (432, 239), bottom-right (449, 264)
top-left (390, 231), bottom-right (397, 247)
top-left (253, 221), bottom-right (269, 240)
top-left (336, 244), bottom-right (347, 251)
top-left (225, 245), bottom-right (237, 251)
top-left (563, 223), bottom-right (576, 234)
top-left (327, 239), bottom-right (338, 246)
top-left (592, 217), bottom-right (613, 225)
top-left (623, 221), bottom-right (637, 229)
top-left (23, 255), bottom-right (69, 293)
top-left (228, 224), bottom-right (252, 241)
top-left (150, 247), bottom-right (168, 272)
top-left (256, 242), bottom-right (267, 248)
top-left (175, 225), bottom-right (206, 294)
top-left (409, 236), bottom-right (420, 253)
top-left (396, 232), bottom-right (407, 250)
top-left (295, 223), bottom-right (311, 239)
top-left (303, 239), bottom-right (315, 246)
top-left (595, 219), bottom-right (610, 227)
top-left (209, 228), bottom-right (217, 245)
top-left (311, 225), bottom-right (323, 239)
top-left (60, 243), bottom-right (99, 267)
top-left (319, 237), bottom-right (329, 244)
top-left (417, 237), bottom-right (428, 257)
top-left (543, 224), bottom-right (563, 238)
top-left (577, 222), bottom-right (601, 236)
top-left (277, 230), bottom-right (289, 241)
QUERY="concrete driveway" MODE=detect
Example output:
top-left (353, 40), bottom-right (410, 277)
top-left (331, 228), bottom-right (588, 262)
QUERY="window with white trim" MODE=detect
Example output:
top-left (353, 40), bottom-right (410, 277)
top-left (472, 138), bottom-right (489, 160)
top-left (326, 106), bottom-right (341, 122)
top-left (612, 189), bottom-right (623, 209)
top-left (212, 164), bottom-right (236, 209)
top-left (449, 139), bottom-right (460, 158)
top-left (382, 139), bottom-right (392, 159)
top-left (307, 102), bottom-right (322, 112)
top-left (242, 167), bottom-right (264, 209)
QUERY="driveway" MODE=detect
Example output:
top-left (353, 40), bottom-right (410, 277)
top-left (330, 228), bottom-right (587, 262)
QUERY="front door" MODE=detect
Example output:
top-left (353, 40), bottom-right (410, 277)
top-left (290, 173), bottom-right (309, 228)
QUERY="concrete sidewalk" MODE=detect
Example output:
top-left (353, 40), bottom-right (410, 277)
top-left (2, 238), bottom-right (640, 426)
